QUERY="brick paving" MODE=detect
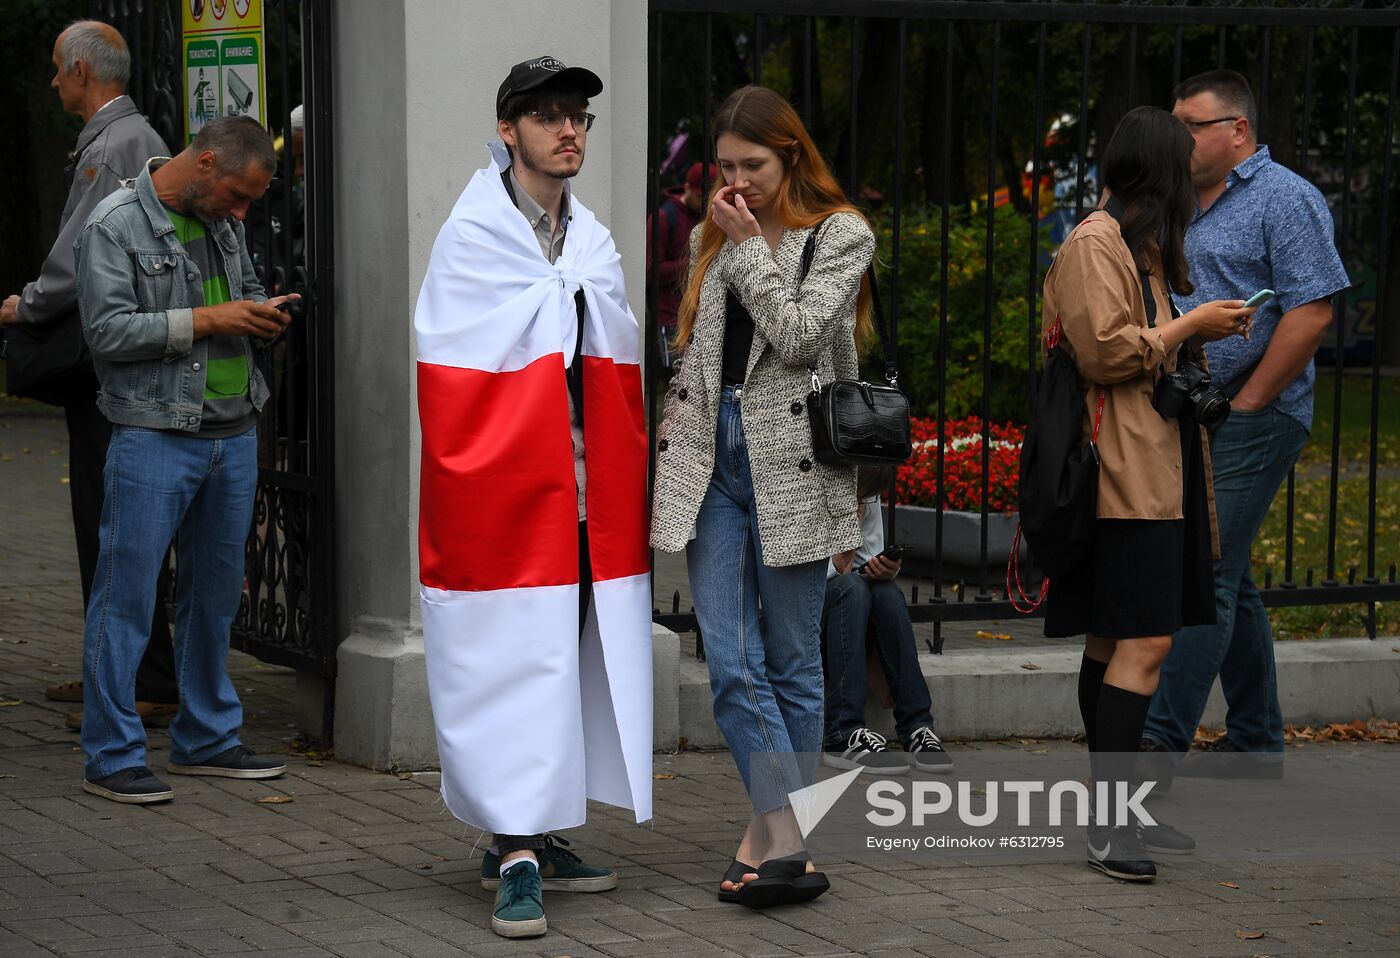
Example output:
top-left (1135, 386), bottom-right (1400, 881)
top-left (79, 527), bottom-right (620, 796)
top-left (4, 404), bottom-right (1400, 958)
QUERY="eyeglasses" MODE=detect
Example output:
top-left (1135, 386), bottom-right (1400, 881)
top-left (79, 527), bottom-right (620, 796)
top-left (522, 111), bottom-right (596, 134)
top-left (1180, 116), bottom-right (1240, 133)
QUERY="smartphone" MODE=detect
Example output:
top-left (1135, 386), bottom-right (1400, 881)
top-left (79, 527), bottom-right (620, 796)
top-left (856, 544), bottom-right (905, 574)
top-left (1243, 288), bottom-right (1275, 308)
top-left (273, 294), bottom-right (301, 313)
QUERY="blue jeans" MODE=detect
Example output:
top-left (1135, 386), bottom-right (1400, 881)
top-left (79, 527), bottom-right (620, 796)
top-left (1144, 407), bottom-right (1308, 754)
top-left (823, 572), bottom-right (935, 748)
top-left (82, 426), bottom-right (258, 779)
top-left (687, 388), bottom-right (827, 814)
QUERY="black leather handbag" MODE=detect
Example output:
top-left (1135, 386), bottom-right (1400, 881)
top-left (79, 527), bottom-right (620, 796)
top-left (798, 227), bottom-right (912, 466)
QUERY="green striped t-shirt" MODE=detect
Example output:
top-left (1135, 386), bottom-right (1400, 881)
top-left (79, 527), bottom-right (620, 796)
top-left (166, 207), bottom-right (257, 438)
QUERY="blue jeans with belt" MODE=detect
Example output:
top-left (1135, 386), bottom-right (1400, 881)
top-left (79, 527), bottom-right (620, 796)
top-left (82, 425), bottom-right (258, 779)
top-left (1144, 406), bottom-right (1308, 753)
top-left (687, 386), bottom-right (827, 813)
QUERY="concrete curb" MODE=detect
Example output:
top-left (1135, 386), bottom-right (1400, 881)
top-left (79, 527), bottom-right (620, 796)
top-left (664, 635), bottom-right (1400, 750)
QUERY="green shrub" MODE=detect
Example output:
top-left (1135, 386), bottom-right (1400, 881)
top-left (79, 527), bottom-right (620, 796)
top-left (870, 204), bottom-right (1050, 423)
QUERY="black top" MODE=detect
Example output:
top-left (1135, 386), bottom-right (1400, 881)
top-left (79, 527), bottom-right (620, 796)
top-left (721, 290), bottom-right (755, 387)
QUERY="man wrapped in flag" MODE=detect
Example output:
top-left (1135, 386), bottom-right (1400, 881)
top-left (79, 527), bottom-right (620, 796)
top-left (412, 56), bottom-right (652, 939)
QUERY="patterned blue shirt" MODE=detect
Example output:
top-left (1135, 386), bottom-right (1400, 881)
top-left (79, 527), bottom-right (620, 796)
top-left (1173, 145), bottom-right (1349, 430)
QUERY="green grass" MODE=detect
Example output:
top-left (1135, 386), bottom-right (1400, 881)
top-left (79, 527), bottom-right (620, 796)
top-left (1253, 371), bottom-right (1400, 639)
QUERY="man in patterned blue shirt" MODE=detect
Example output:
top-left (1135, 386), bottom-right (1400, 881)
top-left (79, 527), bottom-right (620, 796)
top-left (1143, 71), bottom-right (1349, 772)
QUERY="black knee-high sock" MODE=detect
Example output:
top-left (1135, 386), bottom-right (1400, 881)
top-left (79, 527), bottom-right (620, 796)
top-left (1092, 683), bottom-right (1153, 800)
top-left (1078, 656), bottom-right (1109, 753)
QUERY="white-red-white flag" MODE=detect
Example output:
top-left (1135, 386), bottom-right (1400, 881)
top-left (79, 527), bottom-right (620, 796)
top-left (414, 142), bottom-right (652, 835)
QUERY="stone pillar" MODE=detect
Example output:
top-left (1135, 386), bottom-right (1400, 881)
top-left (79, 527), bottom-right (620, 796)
top-left (331, 0), bottom-right (650, 769)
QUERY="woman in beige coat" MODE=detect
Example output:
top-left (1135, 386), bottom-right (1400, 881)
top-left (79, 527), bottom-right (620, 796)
top-left (1041, 107), bottom-right (1255, 884)
top-left (650, 86), bottom-right (874, 908)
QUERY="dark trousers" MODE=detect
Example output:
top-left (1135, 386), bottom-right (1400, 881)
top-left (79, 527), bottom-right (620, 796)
top-left (822, 572), bottom-right (935, 748)
top-left (494, 520), bottom-right (592, 857)
top-left (65, 399), bottom-right (178, 703)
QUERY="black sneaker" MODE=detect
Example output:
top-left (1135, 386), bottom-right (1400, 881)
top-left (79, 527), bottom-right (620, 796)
top-left (1177, 736), bottom-right (1284, 780)
top-left (1137, 737), bottom-right (1176, 794)
top-left (904, 727), bottom-right (953, 774)
top-left (1135, 815), bottom-right (1196, 856)
top-left (1086, 823), bottom-right (1157, 882)
top-left (822, 728), bottom-right (909, 775)
top-left (168, 744), bottom-right (286, 780)
top-left (83, 766), bottom-right (174, 805)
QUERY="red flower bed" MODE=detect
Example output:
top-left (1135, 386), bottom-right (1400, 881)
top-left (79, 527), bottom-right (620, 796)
top-left (895, 416), bottom-right (1024, 514)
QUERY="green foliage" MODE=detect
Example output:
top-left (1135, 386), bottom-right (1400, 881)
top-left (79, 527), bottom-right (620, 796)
top-left (870, 204), bottom-right (1049, 423)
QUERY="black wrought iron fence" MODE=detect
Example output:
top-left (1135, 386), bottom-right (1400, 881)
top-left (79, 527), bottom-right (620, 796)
top-left (90, 0), bottom-right (339, 735)
top-left (646, 0), bottom-right (1400, 647)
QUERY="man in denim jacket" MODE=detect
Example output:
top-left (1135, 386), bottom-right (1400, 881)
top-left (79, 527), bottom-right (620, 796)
top-left (74, 116), bottom-right (296, 804)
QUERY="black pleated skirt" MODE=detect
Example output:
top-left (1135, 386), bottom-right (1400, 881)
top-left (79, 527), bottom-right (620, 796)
top-left (1043, 420), bottom-right (1216, 640)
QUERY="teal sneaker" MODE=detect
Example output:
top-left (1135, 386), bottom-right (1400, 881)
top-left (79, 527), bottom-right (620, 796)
top-left (481, 834), bottom-right (619, 893)
top-left (492, 861), bottom-right (546, 938)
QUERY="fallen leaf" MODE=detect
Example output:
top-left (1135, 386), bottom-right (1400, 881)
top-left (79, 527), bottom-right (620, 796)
top-left (1218, 881), bottom-right (1240, 889)
top-left (1019, 738), bottom-right (1040, 745)
top-left (1271, 885), bottom-right (1287, 890)
top-left (653, 773), bottom-right (675, 780)
top-left (1021, 663), bottom-right (1041, 671)
top-left (0, 699), bottom-right (24, 707)
top-left (0, 773), bottom-right (16, 779)
top-left (1309, 919), bottom-right (1325, 925)
top-left (255, 795), bottom-right (293, 804)
top-left (1235, 930), bottom-right (1266, 940)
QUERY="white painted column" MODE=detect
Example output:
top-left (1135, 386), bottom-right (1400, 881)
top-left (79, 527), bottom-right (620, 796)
top-left (330, 0), bottom-right (652, 769)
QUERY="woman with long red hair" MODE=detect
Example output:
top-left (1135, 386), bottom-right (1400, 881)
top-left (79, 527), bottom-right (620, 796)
top-left (651, 86), bottom-right (875, 908)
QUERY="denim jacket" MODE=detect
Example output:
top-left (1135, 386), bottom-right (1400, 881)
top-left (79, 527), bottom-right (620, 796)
top-left (74, 158), bottom-right (269, 432)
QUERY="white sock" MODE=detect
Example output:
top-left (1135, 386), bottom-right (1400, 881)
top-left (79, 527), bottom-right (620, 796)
top-left (500, 856), bottom-right (538, 878)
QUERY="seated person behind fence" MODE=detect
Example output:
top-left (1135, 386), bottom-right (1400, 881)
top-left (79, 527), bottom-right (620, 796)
top-left (822, 465), bottom-right (952, 775)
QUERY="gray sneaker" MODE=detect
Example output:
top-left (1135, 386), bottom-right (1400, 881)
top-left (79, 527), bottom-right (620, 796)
top-left (168, 745), bottom-right (286, 779)
top-left (83, 766), bottom-right (174, 804)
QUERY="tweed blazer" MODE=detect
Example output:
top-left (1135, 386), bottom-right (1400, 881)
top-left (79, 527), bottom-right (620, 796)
top-left (650, 211), bottom-right (875, 567)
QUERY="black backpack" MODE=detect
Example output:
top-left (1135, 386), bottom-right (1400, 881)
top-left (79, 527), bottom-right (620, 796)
top-left (1014, 320), bottom-right (1104, 589)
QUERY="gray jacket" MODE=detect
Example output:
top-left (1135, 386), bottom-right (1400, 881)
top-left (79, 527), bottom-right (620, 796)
top-left (650, 211), bottom-right (874, 567)
top-left (19, 97), bottom-right (167, 326)
top-left (75, 159), bottom-right (270, 431)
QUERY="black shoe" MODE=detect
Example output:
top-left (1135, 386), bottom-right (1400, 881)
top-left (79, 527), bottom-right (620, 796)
top-left (168, 744), bottom-right (286, 779)
top-left (83, 766), bottom-right (174, 804)
top-left (1137, 737), bottom-right (1176, 795)
top-left (1135, 815), bottom-right (1195, 856)
top-left (905, 727), bottom-right (953, 774)
top-left (822, 728), bottom-right (909, 775)
top-left (1086, 823), bottom-right (1157, 882)
top-left (1177, 737), bottom-right (1283, 780)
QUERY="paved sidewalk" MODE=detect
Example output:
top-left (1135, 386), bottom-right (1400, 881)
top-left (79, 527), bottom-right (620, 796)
top-left (4, 406), bottom-right (1400, 958)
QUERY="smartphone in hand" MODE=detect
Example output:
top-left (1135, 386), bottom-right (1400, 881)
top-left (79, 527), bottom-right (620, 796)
top-left (1243, 288), bottom-right (1275, 308)
top-left (857, 544), bottom-right (905, 574)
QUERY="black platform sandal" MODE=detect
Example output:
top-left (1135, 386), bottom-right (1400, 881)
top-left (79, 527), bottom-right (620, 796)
top-left (734, 852), bottom-right (830, 909)
top-left (717, 859), bottom-right (758, 903)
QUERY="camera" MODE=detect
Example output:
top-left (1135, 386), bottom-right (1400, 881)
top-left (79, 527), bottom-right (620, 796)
top-left (1153, 359), bottom-right (1231, 430)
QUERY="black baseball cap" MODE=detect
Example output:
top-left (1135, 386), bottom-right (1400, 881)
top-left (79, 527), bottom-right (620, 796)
top-left (496, 56), bottom-right (603, 119)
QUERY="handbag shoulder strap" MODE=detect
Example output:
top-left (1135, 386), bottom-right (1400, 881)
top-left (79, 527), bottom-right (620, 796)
top-left (800, 221), bottom-right (897, 385)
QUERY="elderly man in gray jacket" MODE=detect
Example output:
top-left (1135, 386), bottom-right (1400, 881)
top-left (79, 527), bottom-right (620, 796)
top-left (0, 21), bottom-right (178, 726)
